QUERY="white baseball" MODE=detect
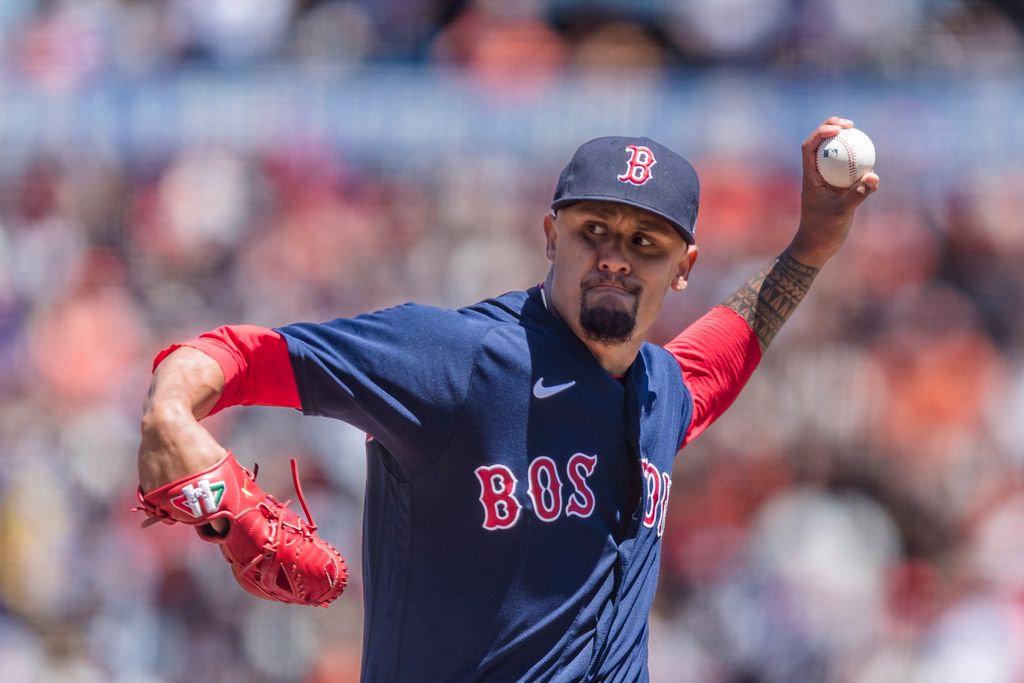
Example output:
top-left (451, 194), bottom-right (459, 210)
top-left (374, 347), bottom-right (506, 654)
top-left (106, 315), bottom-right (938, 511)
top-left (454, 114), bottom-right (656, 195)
top-left (815, 128), bottom-right (876, 188)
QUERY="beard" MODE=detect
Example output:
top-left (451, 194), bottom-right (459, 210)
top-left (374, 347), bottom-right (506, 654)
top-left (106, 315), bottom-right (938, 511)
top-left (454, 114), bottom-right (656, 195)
top-left (578, 275), bottom-right (642, 344)
top-left (580, 305), bottom-right (637, 343)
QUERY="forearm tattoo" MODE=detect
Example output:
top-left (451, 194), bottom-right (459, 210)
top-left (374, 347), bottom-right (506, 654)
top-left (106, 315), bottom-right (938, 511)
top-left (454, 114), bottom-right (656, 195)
top-left (722, 250), bottom-right (820, 350)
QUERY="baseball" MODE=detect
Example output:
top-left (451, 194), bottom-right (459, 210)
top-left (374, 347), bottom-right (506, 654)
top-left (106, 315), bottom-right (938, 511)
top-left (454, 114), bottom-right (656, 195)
top-left (815, 128), bottom-right (876, 188)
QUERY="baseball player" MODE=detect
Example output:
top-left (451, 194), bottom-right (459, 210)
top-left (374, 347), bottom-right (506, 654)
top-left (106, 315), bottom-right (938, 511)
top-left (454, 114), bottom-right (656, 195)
top-left (136, 117), bottom-right (879, 681)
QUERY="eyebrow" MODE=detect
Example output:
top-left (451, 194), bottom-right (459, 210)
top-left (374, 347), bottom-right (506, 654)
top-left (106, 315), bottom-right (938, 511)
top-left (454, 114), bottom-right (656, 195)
top-left (577, 203), bottom-right (676, 237)
top-left (635, 218), bottom-right (675, 235)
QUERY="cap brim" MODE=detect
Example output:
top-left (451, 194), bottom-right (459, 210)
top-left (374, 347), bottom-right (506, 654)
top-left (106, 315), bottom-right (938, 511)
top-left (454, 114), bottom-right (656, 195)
top-left (551, 195), bottom-right (695, 244)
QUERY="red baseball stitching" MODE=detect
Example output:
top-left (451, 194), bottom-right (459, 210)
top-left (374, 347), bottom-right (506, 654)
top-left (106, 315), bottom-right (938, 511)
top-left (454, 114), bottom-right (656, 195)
top-left (837, 134), bottom-right (858, 185)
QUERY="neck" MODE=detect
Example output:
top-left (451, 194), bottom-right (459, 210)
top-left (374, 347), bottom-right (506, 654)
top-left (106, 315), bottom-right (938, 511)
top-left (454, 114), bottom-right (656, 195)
top-left (584, 339), bottom-right (642, 377)
top-left (542, 273), bottom-right (641, 376)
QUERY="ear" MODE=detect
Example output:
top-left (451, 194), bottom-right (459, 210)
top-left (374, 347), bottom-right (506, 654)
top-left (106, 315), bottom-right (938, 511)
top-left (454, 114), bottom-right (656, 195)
top-left (543, 212), bottom-right (558, 263)
top-left (670, 244), bottom-right (699, 291)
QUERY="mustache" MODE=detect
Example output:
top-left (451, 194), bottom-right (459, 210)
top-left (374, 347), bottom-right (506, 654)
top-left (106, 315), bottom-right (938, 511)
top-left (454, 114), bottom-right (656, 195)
top-left (581, 273), bottom-right (643, 296)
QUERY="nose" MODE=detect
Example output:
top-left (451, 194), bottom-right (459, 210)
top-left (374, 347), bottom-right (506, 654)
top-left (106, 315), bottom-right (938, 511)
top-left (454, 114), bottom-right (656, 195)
top-left (597, 239), bottom-right (630, 275)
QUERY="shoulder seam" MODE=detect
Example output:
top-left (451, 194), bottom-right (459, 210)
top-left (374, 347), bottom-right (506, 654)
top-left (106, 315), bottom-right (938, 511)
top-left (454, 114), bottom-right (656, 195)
top-left (404, 323), bottom-right (505, 483)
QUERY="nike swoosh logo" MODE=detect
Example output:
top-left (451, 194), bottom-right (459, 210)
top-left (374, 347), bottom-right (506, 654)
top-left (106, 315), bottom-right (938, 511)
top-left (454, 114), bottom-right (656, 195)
top-left (533, 378), bottom-right (576, 399)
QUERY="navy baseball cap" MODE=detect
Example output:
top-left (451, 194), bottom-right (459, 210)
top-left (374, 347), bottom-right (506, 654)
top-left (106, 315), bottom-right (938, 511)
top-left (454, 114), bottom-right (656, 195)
top-left (551, 136), bottom-right (700, 244)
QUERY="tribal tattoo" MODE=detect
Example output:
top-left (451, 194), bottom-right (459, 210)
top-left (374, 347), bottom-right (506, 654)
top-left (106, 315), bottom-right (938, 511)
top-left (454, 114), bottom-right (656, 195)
top-left (723, 250), bottom-right (820, 351)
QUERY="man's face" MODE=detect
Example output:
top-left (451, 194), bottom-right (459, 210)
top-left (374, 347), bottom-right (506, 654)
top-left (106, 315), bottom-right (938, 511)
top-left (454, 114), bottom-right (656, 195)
top-left (543, 201), bottom-right (698, 346)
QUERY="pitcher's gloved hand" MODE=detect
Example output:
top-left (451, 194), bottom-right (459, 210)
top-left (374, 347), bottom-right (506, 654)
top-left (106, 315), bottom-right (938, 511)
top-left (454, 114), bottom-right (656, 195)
top-left (135, 450), bottom-right (347, 607)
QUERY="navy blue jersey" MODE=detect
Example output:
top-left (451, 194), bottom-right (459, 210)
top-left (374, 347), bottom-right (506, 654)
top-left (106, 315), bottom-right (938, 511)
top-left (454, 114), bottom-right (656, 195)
top-left (275, 287), bottom-right (693, 681)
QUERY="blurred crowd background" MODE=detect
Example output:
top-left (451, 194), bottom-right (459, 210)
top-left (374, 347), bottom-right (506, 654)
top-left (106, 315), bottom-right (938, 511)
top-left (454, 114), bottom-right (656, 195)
top-left (2, 0), bottom-right (1024, 681)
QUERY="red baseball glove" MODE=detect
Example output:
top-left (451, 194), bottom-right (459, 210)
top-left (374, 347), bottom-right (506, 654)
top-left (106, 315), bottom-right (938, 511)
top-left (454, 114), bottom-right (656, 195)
top-left (135, 451), bottom-right (347, 607)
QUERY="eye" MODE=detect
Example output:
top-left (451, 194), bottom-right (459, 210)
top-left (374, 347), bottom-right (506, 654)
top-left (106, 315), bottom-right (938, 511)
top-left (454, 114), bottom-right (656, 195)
top-left (584, 222), bottom-right (607, 236)
top-left (633, 234), bottom-right (655, 247)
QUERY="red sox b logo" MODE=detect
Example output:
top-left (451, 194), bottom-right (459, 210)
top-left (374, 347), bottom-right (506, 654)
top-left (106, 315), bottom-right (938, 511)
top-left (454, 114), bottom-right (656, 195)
top-left (617, 145), bottom-right (656, 185)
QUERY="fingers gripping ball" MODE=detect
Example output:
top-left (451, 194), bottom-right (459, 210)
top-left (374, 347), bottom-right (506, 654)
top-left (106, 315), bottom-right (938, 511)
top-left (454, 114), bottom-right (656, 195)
top-left (135, 451), bottom-right (347, 607)
top-left (815, 128), bottom-right (876, 188)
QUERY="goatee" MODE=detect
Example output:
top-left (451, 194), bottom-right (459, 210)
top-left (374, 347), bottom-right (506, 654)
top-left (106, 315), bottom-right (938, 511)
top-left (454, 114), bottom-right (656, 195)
top-left (577, 273), bottom-right (643, 344)
top-left (579, 305), bottom-right (637, 343)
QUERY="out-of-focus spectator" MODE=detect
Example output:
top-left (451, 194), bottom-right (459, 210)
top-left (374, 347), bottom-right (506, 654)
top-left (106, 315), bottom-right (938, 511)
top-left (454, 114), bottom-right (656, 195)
top-left (669, 0), bottom-right (791, 64)
top-left (12, 1), bottom-right (105, 91)
top-left (290, 2), bottom-right (377, 72)
top-left (174, 0), bottom-right (296, 64)
top-left (923, 2), bottom-right (1024, 74)
top-left (431, 0), bottom-right (568, 98)
top-left (568, 20), bottom-right (667, 77)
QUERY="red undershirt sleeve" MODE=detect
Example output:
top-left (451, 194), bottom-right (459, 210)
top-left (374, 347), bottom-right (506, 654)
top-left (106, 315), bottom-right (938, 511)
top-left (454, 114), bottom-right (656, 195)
top-left (152, 324), bottom-right (301, 416)
top-left (664, 305), bottom-right (762, 448)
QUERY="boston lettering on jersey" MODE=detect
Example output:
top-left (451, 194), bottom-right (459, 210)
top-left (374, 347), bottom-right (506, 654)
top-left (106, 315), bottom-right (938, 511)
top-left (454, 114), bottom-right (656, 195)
top-left (475, 454), bottom-right (671, 536)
